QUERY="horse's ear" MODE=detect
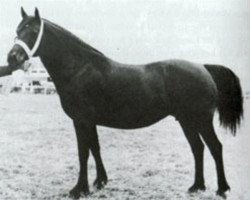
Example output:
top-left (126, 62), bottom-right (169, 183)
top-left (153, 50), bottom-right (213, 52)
top-left (34, 7), bottom-right (41, 21)
top-left (21, 7), bottom-right (28, 19)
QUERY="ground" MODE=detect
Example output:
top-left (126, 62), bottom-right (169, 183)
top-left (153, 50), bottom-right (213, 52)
top-left (0, 94), bottom-right (249, 200)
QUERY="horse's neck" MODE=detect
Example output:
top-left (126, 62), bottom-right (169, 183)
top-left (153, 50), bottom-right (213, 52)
top-left (39, 41), bottom-right (74, 84)
top-left (38, 25), bottom-right (108, 92)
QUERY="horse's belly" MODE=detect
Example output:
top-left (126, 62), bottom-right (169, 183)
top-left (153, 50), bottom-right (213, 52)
top-left (95, 65), bottom-right (171, 129)
top-left (96, 98), bottom-right (170, 129)
top-left (97, 109), bottom-right (168, 129)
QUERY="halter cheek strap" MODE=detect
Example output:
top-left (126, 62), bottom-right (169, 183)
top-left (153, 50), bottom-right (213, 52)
top-left (14, 20), bottom-right (44, 58)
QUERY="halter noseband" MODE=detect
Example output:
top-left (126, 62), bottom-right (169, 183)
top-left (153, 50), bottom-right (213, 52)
top-left (14, 20), bottom-right (44, 58)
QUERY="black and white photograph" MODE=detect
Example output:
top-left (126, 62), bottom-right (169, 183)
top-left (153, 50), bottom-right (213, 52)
top-left (0, 0), bottom-right (249, 199)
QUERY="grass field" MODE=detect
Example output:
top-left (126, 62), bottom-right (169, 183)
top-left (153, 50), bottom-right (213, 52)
top-left (0, 94), bottom-right (249, 200)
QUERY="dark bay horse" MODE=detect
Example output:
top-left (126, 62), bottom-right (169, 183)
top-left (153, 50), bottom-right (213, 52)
top-left (7, 8), bottom-right (243, 198)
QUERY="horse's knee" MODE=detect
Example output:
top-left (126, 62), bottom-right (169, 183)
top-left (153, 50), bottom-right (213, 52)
top-left (80, 148), bottom-right (90, 162)
top-left (90, 142), bottom-right (100, 153)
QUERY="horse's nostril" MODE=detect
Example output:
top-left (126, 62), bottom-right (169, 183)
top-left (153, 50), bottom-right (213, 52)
top-left (7, 53), bottom-right (17, 65)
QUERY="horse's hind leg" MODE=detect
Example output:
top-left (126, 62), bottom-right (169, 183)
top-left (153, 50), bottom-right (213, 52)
top-left (199, 116), bottom-right (230, 196)
top-left (89, 126), bottom-right (108, 189)
top-left (179, 118), bottom-right (206, 192)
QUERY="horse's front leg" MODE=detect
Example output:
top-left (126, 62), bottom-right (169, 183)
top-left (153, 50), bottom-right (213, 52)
top-left (90, 126), bottom-right (108, 189)
top-left (70, 121), bottom-right (92, 198)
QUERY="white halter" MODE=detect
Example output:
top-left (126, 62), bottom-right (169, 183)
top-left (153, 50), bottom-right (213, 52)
top-left (14, 20), bottom-right (44, 58)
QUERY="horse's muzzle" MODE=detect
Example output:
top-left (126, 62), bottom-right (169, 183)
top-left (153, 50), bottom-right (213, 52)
top-left (7, 45), bottom-right (28, 67)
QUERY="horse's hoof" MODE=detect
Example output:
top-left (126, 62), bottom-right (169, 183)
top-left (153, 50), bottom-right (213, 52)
top-left (188, 184), bottom-right (206, 193)
top-left (93, 176), bottom-right (108, 190)
top-left (216, 185), bottom-right (230, 198)
top-left (69, 186), bottom-right (90, 199)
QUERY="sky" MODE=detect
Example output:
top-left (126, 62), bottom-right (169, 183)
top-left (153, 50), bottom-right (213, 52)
top-left (0, 0), bottom-right (249, 90)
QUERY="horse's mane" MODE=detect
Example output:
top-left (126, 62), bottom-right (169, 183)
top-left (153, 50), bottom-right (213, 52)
top-left (43, 19), bottom-right (105, 57)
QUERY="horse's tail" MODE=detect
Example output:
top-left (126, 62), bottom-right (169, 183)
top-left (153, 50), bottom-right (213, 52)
top-left (204, 64), bottom-right (243, 135)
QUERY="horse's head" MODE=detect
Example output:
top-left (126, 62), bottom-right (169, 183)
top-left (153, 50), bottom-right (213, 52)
top-left (7, 7), bottom-right (44, 67)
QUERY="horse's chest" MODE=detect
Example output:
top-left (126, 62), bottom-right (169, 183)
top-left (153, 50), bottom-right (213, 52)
top-left (58, 88), bottom-right (94, 121)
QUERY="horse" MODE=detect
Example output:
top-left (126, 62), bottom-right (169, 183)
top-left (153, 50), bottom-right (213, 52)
top-left (7, 8), bottom-right (243, 199)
